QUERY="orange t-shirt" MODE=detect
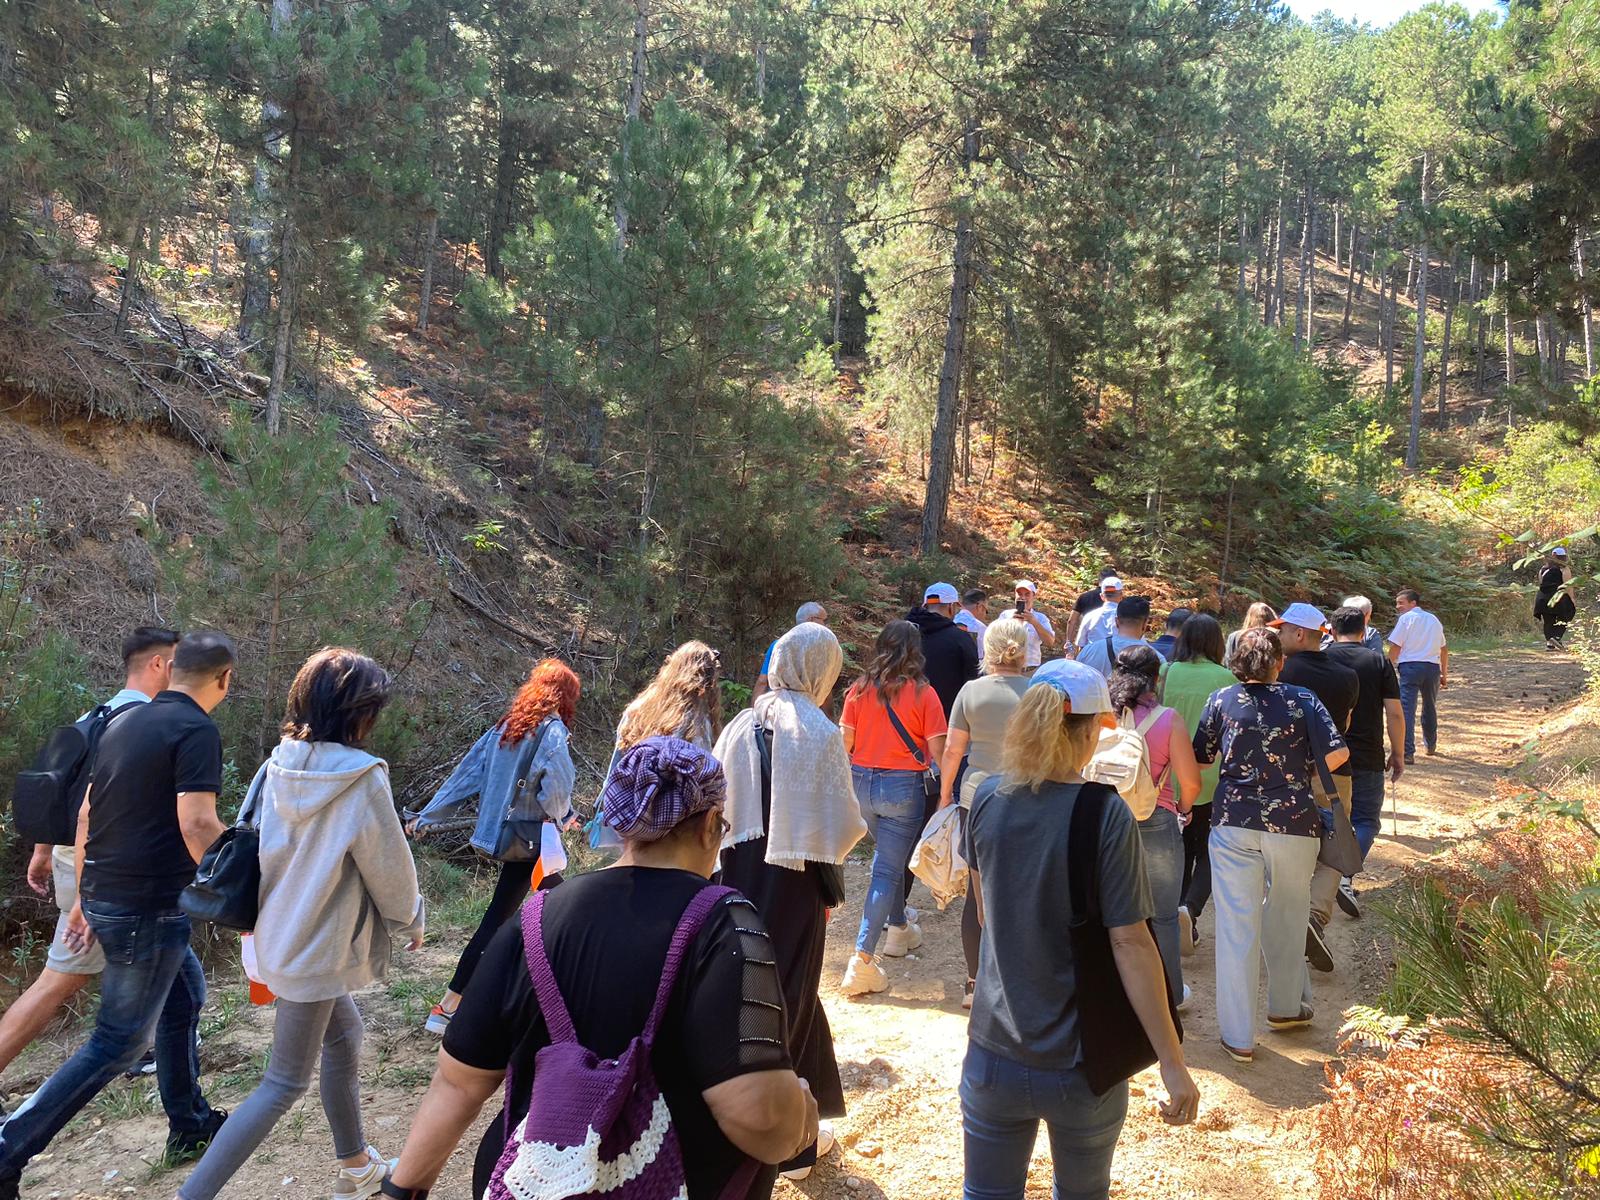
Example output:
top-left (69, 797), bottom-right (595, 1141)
top-left (840, 680), bottom-right (948, 771)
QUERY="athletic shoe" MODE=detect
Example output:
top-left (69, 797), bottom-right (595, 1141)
top-left (1404, 754), bottom-right (1415, 765)
top-left (1337, 878), bottom-right (1362, 920)
top-left (1220, 1039), bottom-right (1254, 1064)
top-left (166, 1107), bottom-right (229, 1163)
top-left (882, 922), bottom-right (923, 958)
top-left (1424, 745), bottom-right (1437, 756)
top-left (424, 1004), bottom-right (452, 1035)
top-left (1305, 920), bottom-right (1335, 973)
top-left (1177, 906), bottom-right (1195, 958)
top-left (1268, 1005), bottom-right (1315, 1032)
top-left (124, 1047), bottom-right (158, 1078)
top-left (840, 955), bottom-right (888, 996)
top-left (1547, 638), bottom-right (1560, 651)
top-left (1176, 983), bottom-right (1192, 1013)
top-left (962, 979), bottom-right (975, 1010)
top-left (333, 1146), bottom-right (396, 1200)
top-left (779, 1127), bottom-right (835, 1181)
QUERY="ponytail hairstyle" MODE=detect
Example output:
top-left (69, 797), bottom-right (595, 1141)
top-left (852, 620), bottom-right (926, 704)
top-left (982, 617), bottom-right (1029, 674)
top-left (1107, 644), bottom-right (1163, 716)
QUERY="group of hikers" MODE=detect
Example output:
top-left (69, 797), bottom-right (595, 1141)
top-left (0, 566), bottom-right (1462, 1200)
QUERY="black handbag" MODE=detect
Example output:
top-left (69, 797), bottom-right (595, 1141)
top-left (880, 691), bottom-right (940, 801)
top-left (180, 763), bottom-right (267, 932)
top-left (1314, 781), bottom-right (1364, 877)
top-left (489, 721), bottom-right (553, 863)
top-left (1068, 782), bottom-right (1183, 1096)
top-left (753, 723), bottom-right (847, 907)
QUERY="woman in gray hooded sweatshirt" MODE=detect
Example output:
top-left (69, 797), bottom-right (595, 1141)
top-left (179, 648), bottom-right (424, 1200)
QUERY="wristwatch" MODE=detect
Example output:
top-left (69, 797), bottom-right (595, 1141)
top-left (381, 1180), bottom-right (428, 1200)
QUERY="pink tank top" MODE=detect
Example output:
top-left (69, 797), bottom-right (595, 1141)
top-left (1134, 698), bottom-right (1179, 813)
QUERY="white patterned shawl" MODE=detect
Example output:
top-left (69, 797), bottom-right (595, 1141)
top-left (716, 622), bottom-right (866, 869)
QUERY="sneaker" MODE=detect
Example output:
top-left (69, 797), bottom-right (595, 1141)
top-left (840, 955), bottom-right (888, 996)
top-left (166, 1107), bottom-right (229, 1164)
top-left (334, 1146), bottom-right (396, 1200)
top-left (882, 922), bottom-right (923, 958)
top-left (779, 1126), bottom-right (835, 1181)
top-left (1404, 754), bottom-right (1415, 765)
top-left (1220, 1039), bottom-right (1254, 1064)
top-left (1424, 745), bottom-right (1437, 757)
top-left (124, 1047), bottom-right (158, 1079)
top-left (1177, 906), bottom-right (1195, 958)
top-left (1176, 983), bottom-right (1192, 1013)
top-left (962, 978), bottom-right (975, 1010)
top-left (1337, 878), bottom-right (1362, 920)
top-left (1305, 920), bottom-right (1335, 973)
top-left (424, 1004), bottom-right (453, 1035)
top-left (1268, 1005), bottom-right (1315, 1031)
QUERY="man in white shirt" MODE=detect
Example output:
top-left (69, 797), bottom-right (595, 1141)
top-left (996, 579), bottom-right (1056, 671)
top-left (0, 626), bottom-right (179, 1085)
top-left (1074, 575), bottom-right (1125, 653)
top-left (953, 588), bottom-right (989, 644)
top-left (1386, 589), bottom-right (1448, 763)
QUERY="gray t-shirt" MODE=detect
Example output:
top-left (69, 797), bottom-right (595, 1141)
top-left (965, 777), bottom-right (1153, 1069)
top-left (948, 674), bottom-right (1031, 806)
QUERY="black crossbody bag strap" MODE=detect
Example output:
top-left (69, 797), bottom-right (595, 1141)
top-left (878, 689), bottom-right (929, 768)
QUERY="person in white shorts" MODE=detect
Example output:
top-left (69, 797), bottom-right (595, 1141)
top-left (0, 628), bottom-right (178, 1089)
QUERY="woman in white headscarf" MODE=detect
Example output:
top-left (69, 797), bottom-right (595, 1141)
top-left (716, 621), bottom-right (866, 1181)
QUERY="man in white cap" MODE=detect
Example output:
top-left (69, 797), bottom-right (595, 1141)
top-left (997, 579), bottom-right (1056, 672)
top-left (1073, 575), bottom-right (1125, 654)
top-left (1274, 602), bottom-right (1359, 975)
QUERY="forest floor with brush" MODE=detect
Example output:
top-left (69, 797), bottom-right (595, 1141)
top-left (0, 642), bottom-right (1585, 1200)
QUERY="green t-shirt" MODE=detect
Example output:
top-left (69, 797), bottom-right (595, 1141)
top-left (949, 673), bottom-right (1032, 806)
top-left (1158, 657), bottom-right (1238, 807)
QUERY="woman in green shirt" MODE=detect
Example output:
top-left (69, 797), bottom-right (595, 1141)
top-left (1158, 614), bottom-right (1237, 957)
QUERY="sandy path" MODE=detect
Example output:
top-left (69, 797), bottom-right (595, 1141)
top-left (4, 647), bottom-right (1584, 1200)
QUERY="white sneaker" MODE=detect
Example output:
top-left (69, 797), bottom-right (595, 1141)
top-left (840, 955), bottom-right (888, 996)
top-left (333, 1147), bottom-right (394, 1200)
top-left (882, 922), bottom-right (923, 957)
top-left (1177, 906), bottom-right (1194, 958)
top-left (779, 1126), bottom-right (835, 1180)
top-left (1176, 984), bottom-right (1192, 1013)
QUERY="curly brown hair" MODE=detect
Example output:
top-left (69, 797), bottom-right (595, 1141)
top-left (501, 658), bottom-right (580, 746)
top-left (1227, 626), bottom-right (1284, 682)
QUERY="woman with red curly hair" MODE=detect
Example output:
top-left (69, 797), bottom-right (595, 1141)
top-left (405, 658), bottom-right (580, 1035)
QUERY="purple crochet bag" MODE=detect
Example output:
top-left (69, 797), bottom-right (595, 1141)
top-left (487, 886), bottom-right (759, 1200)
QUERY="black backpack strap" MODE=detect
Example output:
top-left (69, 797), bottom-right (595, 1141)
top-left (1068, 783), bottom-right (1113, 924)
top-left (1105, 635), bottom-right (1115, 665)
top-left (878, 689), bottom-right (929, 768)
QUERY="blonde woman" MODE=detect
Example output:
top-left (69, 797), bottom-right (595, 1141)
top-left (962, 659), bottom-right (1197, 1199)
top-left (1223, 601), bottom-right (1277, 664)
top-left (940, 618), bottom-right (1031, 1006)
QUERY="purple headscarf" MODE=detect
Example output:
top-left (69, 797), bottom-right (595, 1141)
top-left (602, 736), bottom-right (726, 843)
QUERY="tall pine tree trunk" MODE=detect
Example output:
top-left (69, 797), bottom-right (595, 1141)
top-left (1304, 198), bottom-right (1320, 351)
top-left (416, 209), bottom-right (438, 332)
top-left (1577, 231), bottom-right (1593, 378)
top-left (919, 20), bottom-right (986, 556)
top-left (1405, 156), bottom-right (1430, 469)
top-left (1505, 263), bottom-right (1517, 385)
top-left (1293, 182), bottom-right (1311, 349)
top-left (1437, 257), bottom-right (1456, 429)
top-left (1235, 157), bottom-right (1248, 306)
top-left (613, 0), bottom-right (648, 255)
top-left (1385, 270), bottom-right (1398, 391)
top-left (265, 125), bottom-right (301, 437)
top-left (241, 0), bottom-right (293, 344)
top-left (1342, 225), bottom-right (1359, 340)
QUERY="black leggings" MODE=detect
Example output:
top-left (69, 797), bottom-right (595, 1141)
top-left (1181, 810), bottom-right (1212, 922)
top-left (448, 860), bottom-right (563, 994)
top-left (962, 872), bottom-right (981, 983)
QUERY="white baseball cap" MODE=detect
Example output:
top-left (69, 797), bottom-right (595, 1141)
top-left (1101, 576), bottom-right (1124, 593)
top-left (1270, 602), bottom-right (1328, 632)
top-left (924, 582), bottom-right (959, 605)
top-left (1013, 579), bottom-right (1038, 594)
top-left (1032, 659), bottom-right (1112, 714)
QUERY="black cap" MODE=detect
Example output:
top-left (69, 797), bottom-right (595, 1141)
top-left (1116, 596), bottom-right (1152, 620)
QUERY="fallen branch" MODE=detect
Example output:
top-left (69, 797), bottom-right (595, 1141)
top-left (447, 581), bottom-right (546, 648)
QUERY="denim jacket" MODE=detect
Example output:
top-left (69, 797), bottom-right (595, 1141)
top-left (406, 716), bottom-right (576, 857)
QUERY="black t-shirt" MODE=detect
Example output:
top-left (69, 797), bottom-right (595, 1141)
top-left (83, 690), bottom-right (223, 909)
top-left (1325, 642), bottom-right (1401, 773)
top-left (444, 868), bottom-right (790, 1200)
top-left (1278, 651), bottom-right (1360, 776)
top-left (1074, 587), bottom-right (1103, 615)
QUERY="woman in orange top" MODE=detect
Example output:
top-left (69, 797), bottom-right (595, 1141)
top-left (838, 620), bottom-right (947, 996)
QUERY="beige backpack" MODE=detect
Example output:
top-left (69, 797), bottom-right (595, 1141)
top-left (1084, 706), bottom-right (1172, 820)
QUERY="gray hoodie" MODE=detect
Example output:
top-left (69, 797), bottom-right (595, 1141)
top-left (254, 739), bottom-right (425, 1002)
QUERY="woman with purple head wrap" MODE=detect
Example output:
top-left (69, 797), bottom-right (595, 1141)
top-left (602, 736), bottom-right (727, 844)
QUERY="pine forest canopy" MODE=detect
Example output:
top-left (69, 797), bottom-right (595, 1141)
top-left (2, 0), bottom-right (1598, 655)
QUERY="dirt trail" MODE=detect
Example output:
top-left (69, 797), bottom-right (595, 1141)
top-left (4, 648), bottom-right (1584, 1200)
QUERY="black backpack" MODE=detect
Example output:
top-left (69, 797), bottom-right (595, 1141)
top-left (11, 702), bottom-right (142, 846)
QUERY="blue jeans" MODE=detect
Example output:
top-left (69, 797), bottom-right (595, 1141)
top-left (1136, 806), bottom-right (1183, 1001)
top-left (1397, 661), bottom-right (1440, 757)
top-left (960, 1042), bottom-right (1128, 1200)
top-left (852, 766), bottom-right (925, 955)
top-left (1349, 769), bottom-right (1385, 861)
top-left (0, 900), bottom-right (212, 1182)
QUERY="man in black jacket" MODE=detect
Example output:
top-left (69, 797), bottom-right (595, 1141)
top-left (906, 583), bottom-right (981, 716)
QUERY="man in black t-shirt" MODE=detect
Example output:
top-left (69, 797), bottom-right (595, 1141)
top-left (1273, 603), bottom-right (1358, 975)
top-left (1326, 606), bottom-right (1405, 916)
top-left (0, 633), bottom-right (236, 1195)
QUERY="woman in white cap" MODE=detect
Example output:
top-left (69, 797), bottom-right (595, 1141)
top-left (997, 579), bottom-right (1056, 670)
top-left (961, 659), bottom-right (1197, 1199)
top-left (1536, 547), bottom-right (1576, 651)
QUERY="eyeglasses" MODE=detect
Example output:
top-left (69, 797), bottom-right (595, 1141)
top-left (713, 812), bottom-right (731, 838)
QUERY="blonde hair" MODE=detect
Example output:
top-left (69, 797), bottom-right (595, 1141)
top-left (1000, 686), bottom-right (1102, 792)
top-left (982, 618), bottom-right (1029, 674)
top-left (1242, 601), bottom-right (1277, 630)
top-left (616, 641), bottom-right (723, 750)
